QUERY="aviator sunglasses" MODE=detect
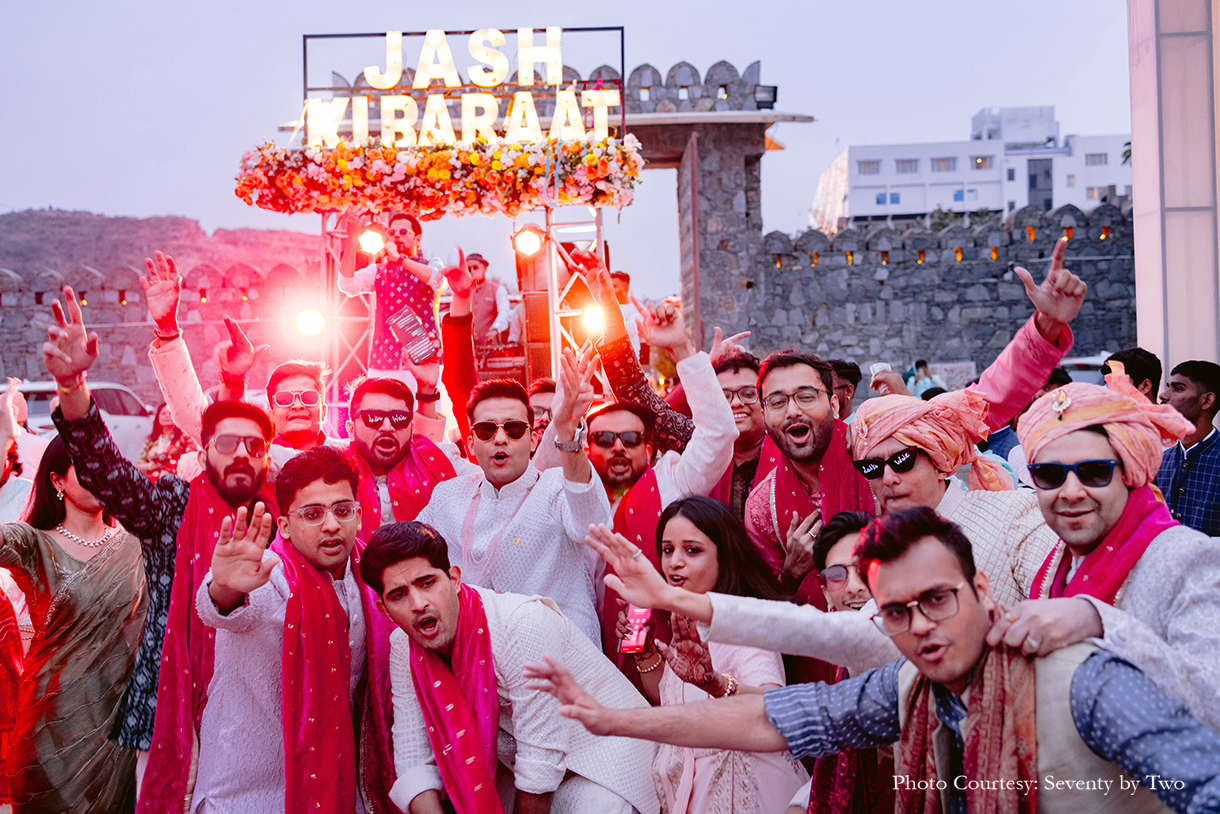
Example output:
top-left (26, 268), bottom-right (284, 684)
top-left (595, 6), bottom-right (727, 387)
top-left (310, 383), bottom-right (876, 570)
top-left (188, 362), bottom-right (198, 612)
top-left (471, 420), bottom-right (531, 441)
top-left (1026, 459), bottom-right (1120, 490)
top-left (210, 435), bottom-right (268, 457)
top-left (852, 446), bottom-right (918, 480)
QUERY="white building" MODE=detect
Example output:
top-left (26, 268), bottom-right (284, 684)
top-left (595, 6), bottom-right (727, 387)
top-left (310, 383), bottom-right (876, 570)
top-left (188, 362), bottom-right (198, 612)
top-left (810, 106), bottom-right (1132, 232)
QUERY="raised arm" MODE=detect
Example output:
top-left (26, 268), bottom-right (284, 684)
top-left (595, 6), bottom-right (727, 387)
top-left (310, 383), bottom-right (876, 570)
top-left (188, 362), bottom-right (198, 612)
top-left (439, 255), bottom-right (477, 446)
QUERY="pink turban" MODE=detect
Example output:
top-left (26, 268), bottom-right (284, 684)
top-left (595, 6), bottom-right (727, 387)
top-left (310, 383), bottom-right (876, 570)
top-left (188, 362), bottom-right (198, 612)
top-left (849, 389), bottom-right (1014, 491)
top-left (1017, 373), bottom-right (1191, 488)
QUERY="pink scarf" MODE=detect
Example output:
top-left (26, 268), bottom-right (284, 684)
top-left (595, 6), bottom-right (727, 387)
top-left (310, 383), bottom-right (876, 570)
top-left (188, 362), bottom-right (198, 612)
top-left (351, 435), bottom-right (455, 539)
top-left (138, 475), bottom-right (277, 814)
top-left (1030, 485), bottom-right (1177, 604)
top-left (410, 584), bottom-right (502, 814)
top-left (272, 535), bottom-right (356, 813)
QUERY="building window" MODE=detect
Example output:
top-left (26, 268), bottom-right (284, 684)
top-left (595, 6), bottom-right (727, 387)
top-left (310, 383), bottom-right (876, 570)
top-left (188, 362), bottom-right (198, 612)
top-left (1007, 168), bottom-right (1015, 181)
top-left (967, 188), bottom-right (978, 201)
top-left (931, 157), bottom-right (957, 172)
top-left (678, 86), bottom-right (690, 100)
top-left (987, 128), bottom-right (998, 140)
top-left (1085, 153), bottom-right (1108, 166)
top-left (1086, 186), bottom-right (1104, 199)
top-left (875, 192), bottom-right (886, 205)
top-left (953, 189), bottom-right (964, 202)
top-left (889, 192), bottom-right (900, 204)
top-left (1008, 200), bottom-right (1016, 212)
top-left (858, 160), bottom-right (880, 175)
top-left (1124, 185), bottom-right (1132, 196)
top-left (639, 87), bottom-right (650, 101)
top-left (972, 156), bottom-right (993, 170)
top-left (895, 159), bottom-right (918, 173)
top-left (1066, 174), bottom-right (1075, 187)
top-left (717, 85), bottom-right (728, 99)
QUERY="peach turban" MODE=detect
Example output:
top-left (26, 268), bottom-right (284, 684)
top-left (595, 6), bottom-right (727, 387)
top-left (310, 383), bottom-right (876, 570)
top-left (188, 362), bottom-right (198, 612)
top-left (849, 389), bottom-right (1014, 491)
top-left (1017, 373), bottom-right (1191, 488)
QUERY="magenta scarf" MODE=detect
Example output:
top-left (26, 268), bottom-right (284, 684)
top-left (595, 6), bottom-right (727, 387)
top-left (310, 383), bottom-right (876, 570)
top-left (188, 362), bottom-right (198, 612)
top-left (350, 436), bottom-right (455, 540)
top-left (138, 475), bottom-right (277, 814)
top-left (410, 584), bottom-right (503, 814)
top-left (1030, 485), bottom-right (1177, 603)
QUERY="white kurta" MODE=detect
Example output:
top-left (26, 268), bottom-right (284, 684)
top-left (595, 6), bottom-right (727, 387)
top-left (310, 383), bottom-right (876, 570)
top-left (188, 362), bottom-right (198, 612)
top-left (416, 463), bottom-right (611, 644)
top-left (388, 586), bottom-right (659, 814)
top-left (190, 554), bottom-right (367, 814)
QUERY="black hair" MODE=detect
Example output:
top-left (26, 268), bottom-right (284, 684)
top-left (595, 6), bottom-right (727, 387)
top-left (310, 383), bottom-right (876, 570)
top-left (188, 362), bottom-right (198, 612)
top-left (829, 359), bottom-right (863, 387)
top-left (712, 352), bottom-right (761, 376)
top-left (388, 212), bottom-right (422, 235)
top-left (1106, 347), bottom-right (1163, 392)
top-left (757, 350), bottom-right (834, 394)
top-left (854, 507), bottom-right (976, 594)
top-left (527, 377), bottom-right (557, 397)
top-left (1045, 367), bottom-right (1073, 389)
top-left (1171, 360), bottom-right (1220, 404)
top-left (585, 401), bottom-right (655, 444)
top-left (360, 521), bottom-right (451, 596)
top-left (274, 446), bottom-right (359, 513)
top-left (466, 379), bottom-right (532, 425)
top-left (200, 400), bottom-right (275, 448)
top-left (914, 359), bottom-right (928, 369)
top-left (146, 402), bottom-right (187, 446)
top-left (23, 435), bottom-right (77, 530)
top-left (920, 386), bottom-right (948, 401)
top-left (812, 511), bottom-right (872, 573)
top-left (266, 360), bottom-right (330, 403)
top-left (656, 496), bottom-right (787, 601)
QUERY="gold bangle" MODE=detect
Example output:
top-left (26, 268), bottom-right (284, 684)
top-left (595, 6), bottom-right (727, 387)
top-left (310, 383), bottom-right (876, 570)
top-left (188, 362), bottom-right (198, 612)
top-left (718, 673), bottom-right (739, 698)
top-left (57, 376), bottom-right (85, 395)
top-left (636, 653), bottom-right (663, 673)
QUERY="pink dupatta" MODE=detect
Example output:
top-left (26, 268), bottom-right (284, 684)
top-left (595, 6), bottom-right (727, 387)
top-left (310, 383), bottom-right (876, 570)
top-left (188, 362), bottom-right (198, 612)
top-left (351, 436), bottom-right (456, 538)
top-left (409, 584), bottom-right (503, 814)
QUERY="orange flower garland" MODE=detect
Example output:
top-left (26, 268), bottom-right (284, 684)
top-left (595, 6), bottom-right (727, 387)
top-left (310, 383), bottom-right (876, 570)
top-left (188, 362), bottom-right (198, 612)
top-left (235, 135), bottom-right (644, 219)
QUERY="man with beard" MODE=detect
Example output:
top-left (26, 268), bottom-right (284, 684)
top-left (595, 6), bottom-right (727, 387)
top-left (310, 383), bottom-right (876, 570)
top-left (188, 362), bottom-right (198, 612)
top-left (42, 285), bottom-right (278, 810)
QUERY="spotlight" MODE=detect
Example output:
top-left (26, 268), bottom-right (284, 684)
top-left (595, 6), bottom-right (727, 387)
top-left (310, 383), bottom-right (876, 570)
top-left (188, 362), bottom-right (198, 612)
top-left (581, 306), bottom-right (603, 333)
top-left (359, 228), bottom-right (386, 255)
top-left (295, 308), bottom-right (326, 336)
top-left (513, 226), bottom-right (545, 257)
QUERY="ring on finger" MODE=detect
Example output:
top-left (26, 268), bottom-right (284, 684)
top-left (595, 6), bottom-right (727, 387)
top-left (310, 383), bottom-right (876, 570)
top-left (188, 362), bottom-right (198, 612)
top-left (1026, 638), bottom-right (1040, 650)
top-left (630, 549), bottom-right (643, 559)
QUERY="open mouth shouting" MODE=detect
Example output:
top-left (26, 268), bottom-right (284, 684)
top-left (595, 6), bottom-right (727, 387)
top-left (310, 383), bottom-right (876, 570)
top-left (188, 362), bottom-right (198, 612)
top-left (490, 450), bottom-right (512, 466)
top-left (606, 454), bottom-right (633, 476)
top-left (918, 640), bottom-right (949, 664)
top-left (374, 435), bottom-right (399, 456)
top-left (414, 611), bottom-right (441, 639)
top-left (782, 419), bottom-right (814, 445)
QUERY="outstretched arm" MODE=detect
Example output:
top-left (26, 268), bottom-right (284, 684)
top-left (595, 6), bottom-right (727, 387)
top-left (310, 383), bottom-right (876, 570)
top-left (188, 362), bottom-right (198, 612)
top-left (585, 523), bottom-right (714, 623)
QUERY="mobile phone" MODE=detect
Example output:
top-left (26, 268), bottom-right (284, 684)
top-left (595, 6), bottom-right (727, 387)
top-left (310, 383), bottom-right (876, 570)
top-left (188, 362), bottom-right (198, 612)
top-left (619, 604), bottom-right (652, 654)
top-left (869, 362), bottom-right (893, 395)
top-left (386, 305), bottom-right (438, 364)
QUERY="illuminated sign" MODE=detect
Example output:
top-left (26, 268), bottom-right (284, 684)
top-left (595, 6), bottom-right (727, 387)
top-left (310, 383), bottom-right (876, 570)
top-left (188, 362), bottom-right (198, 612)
top-left (305, 29), bottom-right (622, 148)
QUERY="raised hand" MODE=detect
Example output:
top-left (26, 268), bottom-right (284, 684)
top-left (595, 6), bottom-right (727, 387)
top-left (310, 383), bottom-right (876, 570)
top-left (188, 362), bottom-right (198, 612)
top-left (403, 349), bottom-right (440, 391)
top-left (444, 246), bottom-right (474, 298)
top-left (869, 369), bottom-right (910, 398)
top-left (215, 316), bottom-right (270, 382)
top-left (523, 655), bottom-right (616, 736)
top-left (708, 327), bottom-right (751, 360)
top-left (1014, 237), bottom-right (1088, 328)
top-left (585, 523), bottom-right (675, 610)
top-left (985, 597), bottom-right (1103, 658)
top-left (576, 250), bottom-right (615, 306)
top-left (657, 614), bottom-right (718, 692)
top-left (779, 509), bottom-right (821, 588)
top-left (553, 346), bottom-right (592, 431)
top-left (140, 251), bottom-right (183, 333)
top-left (43, 286), bottom-right (99, 383)
top-left (637, 300), bottom-right (694, 359)
top-left (209, 502), bottom-right (278, 611)
top-left (0, 380), bottom-right (19, 443)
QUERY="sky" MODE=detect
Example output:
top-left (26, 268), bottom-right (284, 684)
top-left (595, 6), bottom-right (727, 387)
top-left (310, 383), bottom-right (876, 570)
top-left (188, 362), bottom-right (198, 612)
top-left (0, 0), bottom-right (1132, 300)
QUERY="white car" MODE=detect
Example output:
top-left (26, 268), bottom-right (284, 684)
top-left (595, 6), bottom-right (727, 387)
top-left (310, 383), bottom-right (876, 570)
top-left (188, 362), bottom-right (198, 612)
top-left (21, 381), bottom-right (155, 462)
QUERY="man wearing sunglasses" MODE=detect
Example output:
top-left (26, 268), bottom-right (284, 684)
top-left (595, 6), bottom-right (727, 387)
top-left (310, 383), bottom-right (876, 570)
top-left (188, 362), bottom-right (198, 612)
top-left (536, 507), bottom-right (1220, 814)
top-left (416, 359), bottom-right (612, 646)
top-left (43, 284), bottom-right (283, 810)
top-left (986, 377), bottom-right (1220, 732)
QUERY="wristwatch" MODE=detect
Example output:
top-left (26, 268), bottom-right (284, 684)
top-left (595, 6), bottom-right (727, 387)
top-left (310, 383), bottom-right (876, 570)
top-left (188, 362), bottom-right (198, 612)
top-left (553, 421), bottom-right (587, 452)
top-left (415, 389), bottom-right (441, 404)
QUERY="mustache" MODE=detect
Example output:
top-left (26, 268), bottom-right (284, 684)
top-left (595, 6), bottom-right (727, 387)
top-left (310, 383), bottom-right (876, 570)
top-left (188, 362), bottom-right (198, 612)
top-left (224, 462), bottom-right (255, 478)
top-left (781, 418), bottom-right (813, 431)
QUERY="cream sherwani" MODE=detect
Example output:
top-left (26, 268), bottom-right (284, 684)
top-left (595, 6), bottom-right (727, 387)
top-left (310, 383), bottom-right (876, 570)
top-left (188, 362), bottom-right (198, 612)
top-left (388, 586), bottom-right (659, 814)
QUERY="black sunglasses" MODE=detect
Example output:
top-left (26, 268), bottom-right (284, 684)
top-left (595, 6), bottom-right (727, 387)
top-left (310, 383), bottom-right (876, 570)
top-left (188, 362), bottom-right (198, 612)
top-left (358, 410), bottom-right (412, 429)
top-left (590, 430), bottom-right (646, 449)
top-left (211, 434), bottom-right (268, 457)
top-left (852, 446), bottom-right (918, 480)
top-left (471, 420), bottom-right (531, 441)
top-left (1027, 459), bottom-right (1120, 490)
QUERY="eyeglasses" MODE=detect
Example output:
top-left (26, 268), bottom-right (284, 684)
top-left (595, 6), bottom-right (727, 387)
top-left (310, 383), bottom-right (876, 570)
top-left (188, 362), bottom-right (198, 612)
top-left (817, 563), bottom-right (862, 590)
top-left (722, 386), bottom-right (759, 405)
top-left (531, 406), bottom-right (553, 427)
top-left (272, 389), bottom-right (321, 408)
top-left (1027, 459), bottom-right (1120, 490)
top-left (389, 227), bottom-right (416, 237)
top-left (471, 420), bottom-right (531, 441)
top-left (358, 410), bottom-right (413, 430)
top-left (590, 430), bottom-right (646, 448)
top-left (291, 500), bottom-right (360, 525)
top-left (871, 583), bottom-right (964, 636)
top-left (210, 435), bottom-right (268, 457)
top-left (762, 387), bottom-right (826, 414)
top-left (853, 446), bottom-right (919, 480)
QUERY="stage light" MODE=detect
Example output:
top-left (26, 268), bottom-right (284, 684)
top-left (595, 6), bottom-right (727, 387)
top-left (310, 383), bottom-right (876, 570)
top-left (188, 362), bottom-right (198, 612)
top-left (513, 226), bottom-right (544, 257)
top-left (295, 308), bottom-right (326, 336)
top-left (359, 229), bottom-right (386, 255)
top-left (582, 306), bottom-right (603, 333)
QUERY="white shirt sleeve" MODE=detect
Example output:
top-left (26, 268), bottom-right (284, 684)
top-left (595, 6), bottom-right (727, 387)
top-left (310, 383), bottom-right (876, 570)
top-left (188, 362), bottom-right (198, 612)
top-left (652, 351), bottom-right (739, 506)
top-left (559, 471), bottom-right (613, 544)
top-left (490, 284), bottom-right (511, 333)
top-left (195, 558), bottom-right (287, 634)
top-left (387, 628), bottom-right (445, 810)
top-left (337, 266), bottom-right (377, 296)
top-left (148, 337), bottom-right (210, 445)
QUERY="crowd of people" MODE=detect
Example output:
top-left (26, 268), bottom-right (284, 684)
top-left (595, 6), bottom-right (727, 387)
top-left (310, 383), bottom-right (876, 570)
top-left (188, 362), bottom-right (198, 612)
top-left (0, 228), bottom-right (1217, 814)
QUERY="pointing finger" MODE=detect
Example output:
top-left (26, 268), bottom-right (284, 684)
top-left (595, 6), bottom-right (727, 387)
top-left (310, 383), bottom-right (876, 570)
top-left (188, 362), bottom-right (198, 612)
top-left (1049, 236), bottom-right (1066, 272)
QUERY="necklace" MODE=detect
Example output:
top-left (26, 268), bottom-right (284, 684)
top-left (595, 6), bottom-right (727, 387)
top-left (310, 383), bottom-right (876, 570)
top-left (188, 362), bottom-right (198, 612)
top-left (55, 523), bottom-right (118, 548)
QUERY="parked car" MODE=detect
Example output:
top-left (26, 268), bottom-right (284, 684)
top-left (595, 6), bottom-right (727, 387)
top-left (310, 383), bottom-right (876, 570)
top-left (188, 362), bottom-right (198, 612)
top-left (20, 381), bottom-right (154, 462)
top-left (1058, 352), bottom-right (1113, 386)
